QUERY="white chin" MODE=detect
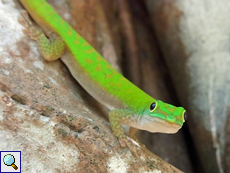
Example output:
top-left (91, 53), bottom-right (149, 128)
top-left (139, 117), bottom-right (182, 134)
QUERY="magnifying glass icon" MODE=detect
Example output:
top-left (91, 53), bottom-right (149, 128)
top-left (3, 154), bottom-right (18, 170)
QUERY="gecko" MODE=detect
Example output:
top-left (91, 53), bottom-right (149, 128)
top-left (18, 0), bottom-right (187, 148)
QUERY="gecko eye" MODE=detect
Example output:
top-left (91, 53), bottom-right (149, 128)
top-left (184, 111), bottom-right (188, 121)
top-left (150, 102), bottom-right (156, 112)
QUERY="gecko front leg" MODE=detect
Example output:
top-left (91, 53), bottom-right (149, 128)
top-left (109, 109), bottom-right (140, 149)
top-left (19, 11), bottom-right (65, 61)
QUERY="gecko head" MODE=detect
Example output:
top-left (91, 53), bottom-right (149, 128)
top-left (139, 100), bottom-right (187, 134)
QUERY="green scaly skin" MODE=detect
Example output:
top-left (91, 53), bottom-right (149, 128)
top-left (19, 0), bottom-right (187, 148)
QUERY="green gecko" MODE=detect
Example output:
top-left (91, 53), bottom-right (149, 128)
top-left (18, 0), bottom-right (187, 148)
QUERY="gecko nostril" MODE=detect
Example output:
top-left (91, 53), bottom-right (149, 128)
top-left (184, 112), bottom-right (188, 121)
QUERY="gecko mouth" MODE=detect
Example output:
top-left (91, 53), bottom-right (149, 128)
top-left (139, 116), bottom-right (182, 134)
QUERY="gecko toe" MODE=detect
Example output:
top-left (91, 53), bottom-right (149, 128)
top-left (118, 136), bottom-right (140, 152)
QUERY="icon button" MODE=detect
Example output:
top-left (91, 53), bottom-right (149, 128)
top-left (3, 154), bottom-right (18, 170)
top-left (1, 151), bottom-right (21, 173)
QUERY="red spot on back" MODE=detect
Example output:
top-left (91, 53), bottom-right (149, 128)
top-left (85, 58), bottom-right (93, 63)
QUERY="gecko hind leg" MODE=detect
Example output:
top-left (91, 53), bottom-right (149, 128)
top-left (19, 11), bottom-right (65, 61)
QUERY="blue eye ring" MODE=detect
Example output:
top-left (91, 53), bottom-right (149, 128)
top-left (150, 102), bottom-right (156, 112)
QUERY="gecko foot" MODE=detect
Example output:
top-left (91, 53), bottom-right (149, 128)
top-left (18, 11), bottom-right (43, 40)
top-left (18, 10), bottom-right (65, 61)
top-left (118, 136), bottom-right (140, 152)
